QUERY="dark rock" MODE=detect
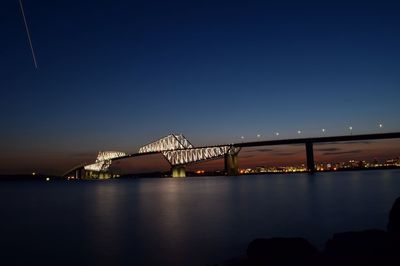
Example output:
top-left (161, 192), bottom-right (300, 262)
top-left (215, 197), bottom-right (400, 266)
top-left (324, 229), bottom-right (393, 266)
top-left (247, 237), bottom-right (318, 266)
top-left (388, 196), bottom-right (400, 239)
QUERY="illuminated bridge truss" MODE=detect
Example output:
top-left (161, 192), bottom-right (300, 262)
top-left (162, 146), bottom-right (230, 165)
top-left (138, 134), bottom-right (193, 153)
top-left (81, 134), bottom-right (239, 174)
top-left (84, 151), bottom-right (126, 172)
top-left (139, 134), bottom-right (240, 166)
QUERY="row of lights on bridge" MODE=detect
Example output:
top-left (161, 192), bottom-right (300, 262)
top-left (240, 123), bottom-right (384, 140)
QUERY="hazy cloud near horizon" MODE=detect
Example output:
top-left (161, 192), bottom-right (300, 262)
top-left (240, 154), bottom-right (256, 158)
top-left (323, 149), bottom-right (363, 156)
top-left (70, 152), bottom-right (97, 158)
top-left (246, 148), bottom-right (275, 153)
top-left (317, 147), bottom-right (341, 152)
top-left (272, 151), bottom-right (300, 156)
top-left (316, 141), bottom-right (372, 146)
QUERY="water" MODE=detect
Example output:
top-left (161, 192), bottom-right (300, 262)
top-left (1, 170), bottom-right (400, 266)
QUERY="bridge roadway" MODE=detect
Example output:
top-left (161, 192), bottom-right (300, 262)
top-left (233, 132), bottom-right (400, 148)
top-left (233, 132), bottom-right (400, 173)
top-left (66, 132), bottom-right (400, 177)
top-left (120, 132), bottom-right (400, 154)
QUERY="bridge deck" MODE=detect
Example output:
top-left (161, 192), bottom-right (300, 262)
top-left (64, 132), bottom-right (400, 176)
top-left (233, 132), bottom-right (400, 148)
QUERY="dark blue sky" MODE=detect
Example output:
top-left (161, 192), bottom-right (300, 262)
top-left (1, 1), bottom-right (400, 173)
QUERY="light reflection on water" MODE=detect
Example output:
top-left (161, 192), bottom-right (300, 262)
top-left (1, 170), bottom-right (400, 266)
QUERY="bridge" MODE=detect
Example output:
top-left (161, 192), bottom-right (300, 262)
top-left (65, 134), bottom-right (240, 179)
top-left (64, 132), bottom-right (400, 179)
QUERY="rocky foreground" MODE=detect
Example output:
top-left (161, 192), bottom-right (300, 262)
top-left (213, 197), bottom-right (400, 266)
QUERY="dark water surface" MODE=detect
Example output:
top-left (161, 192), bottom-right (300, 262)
top-left (1, 170), bottom-right (400, 266)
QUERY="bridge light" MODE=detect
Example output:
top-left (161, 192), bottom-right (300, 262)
top-left (379, 123), bottom-right (383, 128)
top-left (322, 128), bottom-right (326, 135)
top-left (297, 130), bottom-right (301, 135)
top-left (256, 134), bottom-right (261, 138)
top-left (349, 126), bottom-right (353, 135)
top-left (275, 132), bottom-right (279, 136)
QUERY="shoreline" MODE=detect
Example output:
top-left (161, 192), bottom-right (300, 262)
top-left (1, 167), bottom-right (400, 181)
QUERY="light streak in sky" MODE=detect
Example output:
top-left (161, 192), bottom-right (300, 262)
top-left (19, 0), bottom-right (38, 68)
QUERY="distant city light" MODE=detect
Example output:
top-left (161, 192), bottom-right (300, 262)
top-left (240, 136), bottom-right (244, 139)
top-left (32, 172), bottom-right (35, 176)
top-left (236, 156), bottom-right (400, 174)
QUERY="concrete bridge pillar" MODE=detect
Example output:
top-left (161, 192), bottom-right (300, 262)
top-left (305, 142), bottom-right (315, 173)
top-left (225, 153), bottom-right (239, 176)
top-left (171, 165), bottom-right (186, 177)
top-left (75, 169), bottom-right (81, 179)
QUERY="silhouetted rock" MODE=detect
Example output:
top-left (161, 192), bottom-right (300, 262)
top-left (388, 197), bottom-right (400, 239)
top-left (324, 229), bottom-right (393, 266)
top-left (215, 197), bottom-right (400, 266)
top-left (247, 237), bottom-right (318, 266)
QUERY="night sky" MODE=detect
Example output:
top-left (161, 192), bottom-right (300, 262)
top-left (1, 0), bottom-right (400, 174)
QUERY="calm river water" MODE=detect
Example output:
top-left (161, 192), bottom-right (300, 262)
top-left (1, 170), bottom-right (400, 265)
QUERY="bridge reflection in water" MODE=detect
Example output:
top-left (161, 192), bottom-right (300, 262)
top-left (64, 132), bottom-right (400, 179)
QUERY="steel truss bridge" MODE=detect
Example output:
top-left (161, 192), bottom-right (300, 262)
top-left (65, 134), bottom-right (240, 178)
top-left (64, 132), bottom-right (400, 179)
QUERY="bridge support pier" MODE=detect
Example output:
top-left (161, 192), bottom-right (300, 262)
top-left (305, 142), bottom-right (315, 173)
top-left (225, 153), bottom-right (239, 176)
top-left (75, 169), bottom-right (82, 179)
top-left (171, 166), bottom-right (186, 178)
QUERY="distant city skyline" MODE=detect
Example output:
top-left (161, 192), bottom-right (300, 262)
top-left (1, 1), bottom-right (400, 174)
